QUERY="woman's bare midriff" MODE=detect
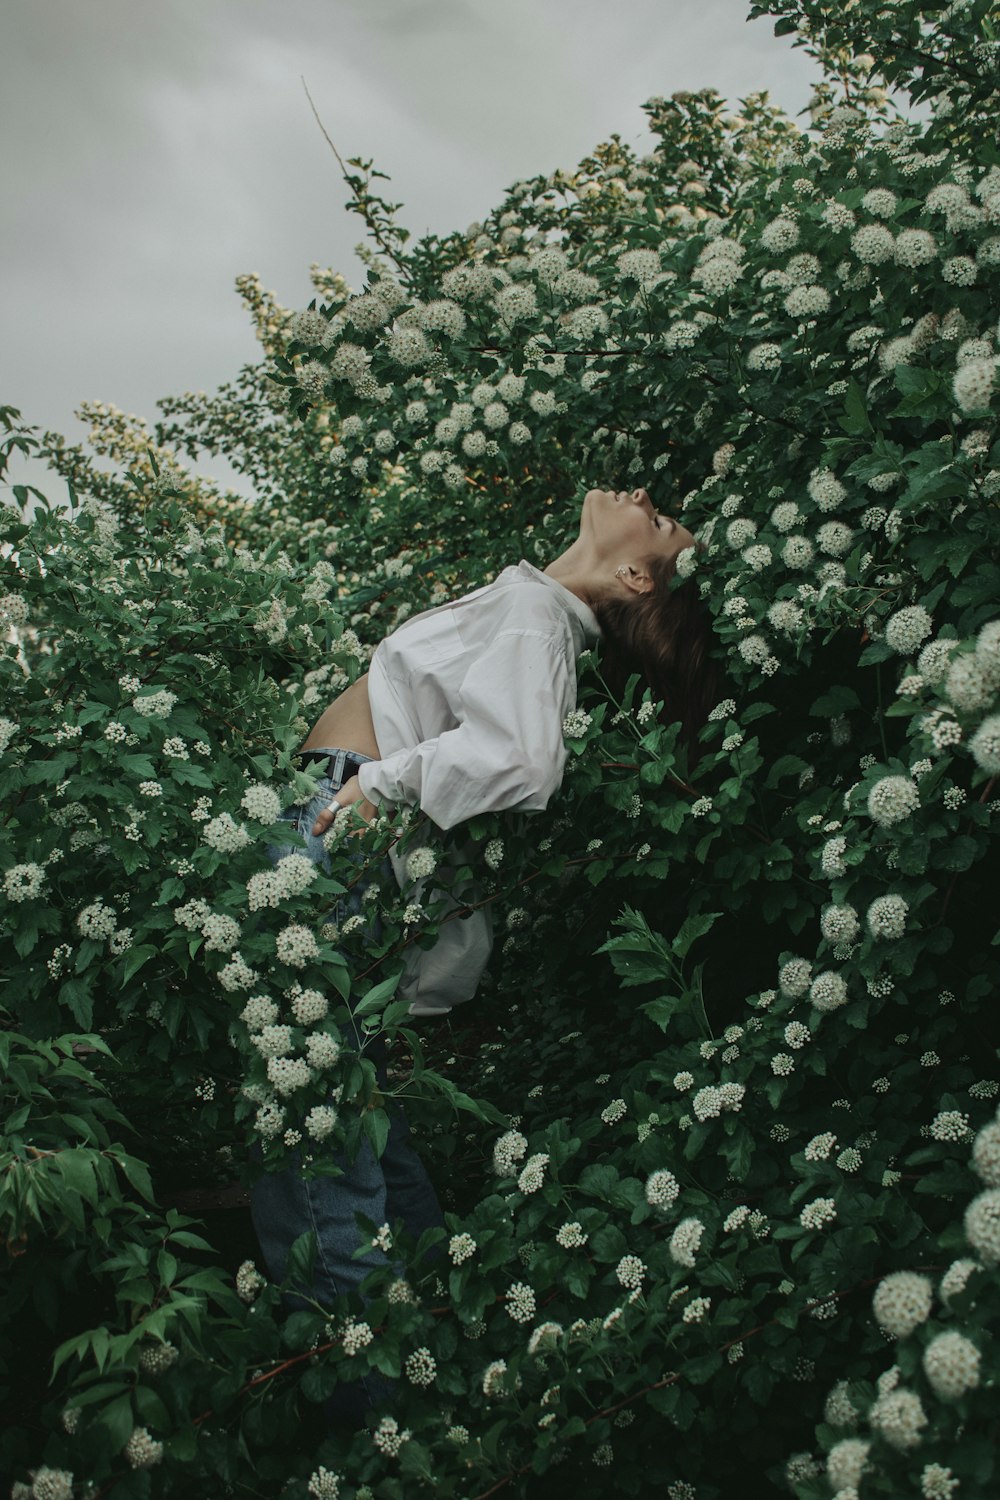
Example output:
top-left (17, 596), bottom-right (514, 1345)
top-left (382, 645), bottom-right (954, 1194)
top-left (300, 673), bottom-right (381, 762)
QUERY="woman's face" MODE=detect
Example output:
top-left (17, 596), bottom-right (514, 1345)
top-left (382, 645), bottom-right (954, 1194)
top-left (582, 487), bottom-right (696, 569)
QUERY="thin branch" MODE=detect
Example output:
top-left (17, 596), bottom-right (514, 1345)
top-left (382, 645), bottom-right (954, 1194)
top-left (300, 77), bottom-right (408, 278)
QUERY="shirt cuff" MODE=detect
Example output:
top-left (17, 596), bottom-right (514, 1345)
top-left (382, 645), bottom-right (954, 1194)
top-left (357, 759), bottom-right (388, 809)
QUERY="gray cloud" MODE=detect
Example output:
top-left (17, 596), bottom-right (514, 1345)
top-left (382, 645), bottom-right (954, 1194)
top-left (3, 0), bottom-right (818, 497)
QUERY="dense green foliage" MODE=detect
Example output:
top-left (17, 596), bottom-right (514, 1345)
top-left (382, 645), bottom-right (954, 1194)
top-left (3, 1), bottom-right (1000, 1496)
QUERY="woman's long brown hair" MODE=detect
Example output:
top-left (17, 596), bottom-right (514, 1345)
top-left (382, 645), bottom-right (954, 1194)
top-left (592, 553), bottom-right (717, 758)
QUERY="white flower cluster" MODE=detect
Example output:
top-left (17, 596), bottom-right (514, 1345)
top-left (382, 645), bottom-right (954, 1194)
top-left (810, 971), bottom-right (849, 1012)
top-left (669, 1217), bottom-right (705, 1267)
top-left (341, 1319), bottom-right (373, 1355)
top-left (241, 783), bottom-right (283, 823)
top-left (820, 835), bottom-right (847, 878)
top-left (275, 923), bottom-right (320, 967)
top-left (405, 846), bottom-right (437, 881)
top-left (518, 1152), bottom-right (549, 1194)
top-left (800, 1197), bottom-right (837, 1230)
top-left (816, 520), bottom-right (854, 557)
top-left (288, 983), bottom-right (328, 1025)
top-left (782, 534), bottom-right (814, 568)
top-left (645, 1168), bottom-right (680, 1209)
top-left (506, 1281), bottom-right (536, 1323)
top-left (872, 1270), bottom-right (933, 1337)
top-left (202, 912), bottom-right (241, 952)
top-left (692, 1082), bottom-right (745, 1121)
top-left (132, 690), bottom-right (177, 719)
top-left (449, 1231), bottom-right (477, 1265)
top-left (867, 775), bottom-right (920, 827)
top-left (527, 1321), bottom-right (563, 1358)
top-left (235, 1259), bottom-right (266, 1302)
top-left (747, 341), bottom-right (782, 371)
top-left (807, 468), bottom-right (846, 512)
top-left (820, 904), bottom-right (859, 944)
top-left (885, 606), bottom-right (933, 655)
top-left (922, 1331), bottom-right (980, 1399)
top-left (953, 354), bottom-right (997, 414)
top-left (970, 714), bottom-right (1000, 773)
top-left (307, 1467), bottom-right (341, 1500)
top-left (202, 812), bottom-right (251, 852)
top-left (562, 709), bottom-right (592, 739)
top-left (266, 1056), bottom-right (312, 1096)
top-left (482, 1359), bottom-right (509, 1398)
top-left (304, 1104), bottom-right (338, 1141)
top-left (123, 1426), bottom-right (164, 1469)
top-left (137, 1340), bottom-right (179, 1376)
top-left (405, 1346), bottom-right (438, 1386)
top-left (867, 894), bottom-right (909, 939)
top-left (372, 1414), bottom-right (411, 1455)
top-left (555, 1221), bottom-right (588, 1249)
top-left (944, 648), bottom-right (998, 712)
top-left (779, 956), bottom-right (812, 997)
top-left (219, 954), bottom-right (257, 992)
top-left (869, 1388), bottom-right (927, 1450)
top-left (246, 853), bottom-right (319, 910)
top-left (930, 1110), bottom-right (971, 1143)
top-left (921, 1464), bottom-right (960, 1500)
top-left (675, 545), bottom-right (698, 577)
top-left (22, 1471), bottom-right (74, 1500)
top-left (616, 1253), bottom-right (646, 1289)
top-left (77, 898), bottom-right (118, 939)
top-left (2, 863), bottom-right (46, 903)
top-left (761, 216), bottom-right (799, 252)
top-left (804, 1132), bottom-right (837, 1162)
top-left (827, 1438), bottom-right (869, 1491)
top-left (493, 1129), bottom-right (528, 1175)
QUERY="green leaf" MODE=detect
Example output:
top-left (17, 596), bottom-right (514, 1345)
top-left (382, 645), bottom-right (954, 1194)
top-left (59, 976), bottom-right (94, 1029)
top-left (810, 685), bottom-right (862, 717)
top-left (97, 1392), bottom-right (135, 1448)
top-left (115, 1152), bottom-right (155, 1203)
top-left (54, 1148), bottom-right (101, 1209)
top-left (672, 911), bottom-right (721, 960)
top-left (118, 944), bottom-right (159, 984)
top-left (51, 1332), bottom-right (99, 1380)
top-left (363, 1105), bottom-right (391, 1159)
top-left (839, 380), bottom-right (873, 436)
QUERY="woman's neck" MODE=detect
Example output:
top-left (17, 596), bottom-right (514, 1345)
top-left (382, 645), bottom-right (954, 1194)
top-left (544, 540), bottom-right (603, 610)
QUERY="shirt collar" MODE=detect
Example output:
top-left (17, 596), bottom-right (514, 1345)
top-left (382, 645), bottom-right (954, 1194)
top-left (514, 560), bottom-right (602, 647)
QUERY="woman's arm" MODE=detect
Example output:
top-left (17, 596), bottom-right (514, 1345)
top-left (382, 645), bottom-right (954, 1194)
top-left (355, 625), bottom-right (578, 831)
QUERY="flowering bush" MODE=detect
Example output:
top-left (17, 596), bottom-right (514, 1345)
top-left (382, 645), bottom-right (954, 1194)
top-left (3, 0), bottom-right (1000, 1494)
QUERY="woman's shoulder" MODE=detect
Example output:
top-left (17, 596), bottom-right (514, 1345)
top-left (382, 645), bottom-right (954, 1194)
top-left (483, 563), bottom-right (576, 631)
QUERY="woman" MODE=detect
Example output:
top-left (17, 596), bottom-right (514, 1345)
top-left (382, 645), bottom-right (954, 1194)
top-left (251, 486), bottom-right (710, 1409)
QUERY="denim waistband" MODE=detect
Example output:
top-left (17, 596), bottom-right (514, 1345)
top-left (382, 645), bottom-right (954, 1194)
top-left (295, 746), bottom-right (376, 782)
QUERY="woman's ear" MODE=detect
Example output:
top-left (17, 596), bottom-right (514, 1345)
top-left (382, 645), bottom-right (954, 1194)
top-left (618, 564), bottom-right (654, 597)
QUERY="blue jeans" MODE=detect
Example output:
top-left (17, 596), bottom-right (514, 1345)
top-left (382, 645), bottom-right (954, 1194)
top-left (249, 749), bottom-right (445, 1416)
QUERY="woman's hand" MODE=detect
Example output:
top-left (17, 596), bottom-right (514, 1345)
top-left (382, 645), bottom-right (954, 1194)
top-left (310, 774), bottom-right (378, 837)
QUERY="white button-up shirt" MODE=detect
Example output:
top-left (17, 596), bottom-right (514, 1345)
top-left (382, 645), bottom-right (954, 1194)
top-left (357, 561), bottom-right (600, 1015)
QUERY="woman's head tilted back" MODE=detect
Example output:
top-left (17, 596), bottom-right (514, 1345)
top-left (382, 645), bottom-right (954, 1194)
top-left (566, 487), bottom-right (717, 752)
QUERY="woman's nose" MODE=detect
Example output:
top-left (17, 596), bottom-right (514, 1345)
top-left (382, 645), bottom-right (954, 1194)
top-left (631, 488), bottom-right (650, 506)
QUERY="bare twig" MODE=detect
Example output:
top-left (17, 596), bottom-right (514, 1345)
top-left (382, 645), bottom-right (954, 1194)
top-left (301, 77), bottom-right (409, 278)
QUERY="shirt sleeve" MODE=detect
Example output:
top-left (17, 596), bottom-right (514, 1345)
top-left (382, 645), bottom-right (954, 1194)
top-left (357, 626), bottom-right (577, 831)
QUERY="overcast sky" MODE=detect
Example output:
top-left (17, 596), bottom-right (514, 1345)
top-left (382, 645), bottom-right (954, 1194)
top-left (3, 0), bottom-right (819, 499)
